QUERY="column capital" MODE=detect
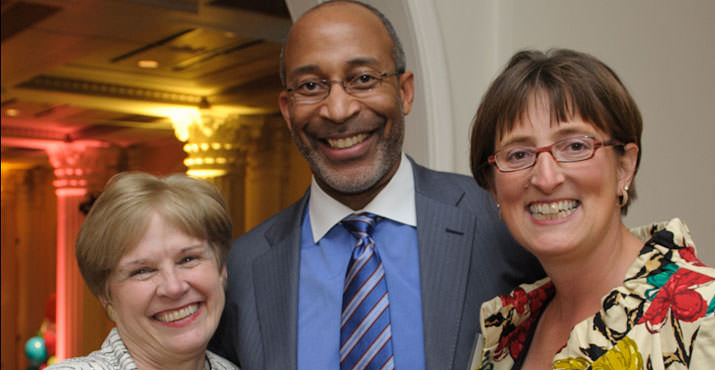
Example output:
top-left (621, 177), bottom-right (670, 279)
top-left (172, 111), bottom-right (262, 179)
top-left (44, 141), bottom-right (118, 195)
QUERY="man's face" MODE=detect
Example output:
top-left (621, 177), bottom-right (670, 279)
top-left (279, 3), bottom-right (414, 204)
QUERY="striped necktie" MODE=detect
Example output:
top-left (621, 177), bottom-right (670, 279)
top-left (340, 213), bottom-right (395, 370)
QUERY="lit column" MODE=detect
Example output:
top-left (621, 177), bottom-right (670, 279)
top-left (172, 111), bottom-right (252, 236)
top-left (45, 142), bottom-right (113, 360)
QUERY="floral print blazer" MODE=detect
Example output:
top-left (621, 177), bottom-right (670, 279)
top-left (473, 218), bottom-right (715, 370)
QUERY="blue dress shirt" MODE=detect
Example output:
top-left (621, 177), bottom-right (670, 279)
top-left (297, 155), bottom-right (426, 370)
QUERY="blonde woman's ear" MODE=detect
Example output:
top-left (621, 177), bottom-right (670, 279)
top-left (98, 296), bottom-right (115, 322)
top-left (221, 266), bottom-right (228, 289)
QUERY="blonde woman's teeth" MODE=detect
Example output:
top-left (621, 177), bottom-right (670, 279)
top-left (155, 303), bottom-right (198, 322)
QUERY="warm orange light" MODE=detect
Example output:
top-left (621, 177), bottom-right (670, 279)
top-left (55, 188), bottom-right (86, 197)
top-left (137, 60), bottom-right (159, 69)
top-left (5, 108), bottom-right (20, 116)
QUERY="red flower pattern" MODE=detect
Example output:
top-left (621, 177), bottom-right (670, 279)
top-left (678, 245), bottom-right (705, 267)
top-left (638, 268), bottom-right (713, 332)
top-left (494, 282), bottom-right (554, 359)
top-left (500, 287), bottom-right (528, 314)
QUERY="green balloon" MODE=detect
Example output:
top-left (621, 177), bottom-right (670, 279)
top-left (24, 336), bottom-right (47, 365)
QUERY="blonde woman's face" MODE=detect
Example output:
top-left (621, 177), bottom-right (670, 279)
top-left (105, 212), bottom-right (226, 362)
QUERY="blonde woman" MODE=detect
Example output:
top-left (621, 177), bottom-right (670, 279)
top-left (48, 173), bottom-right (238, 370)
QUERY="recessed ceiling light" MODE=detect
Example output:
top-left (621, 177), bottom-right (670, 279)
top-left (137, 60), bottom-right (159, 69)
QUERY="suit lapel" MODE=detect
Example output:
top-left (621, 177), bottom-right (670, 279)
top-left (252, 195), bottom-right (307, 370)
top-left (413, 163), bottom-right (476, 370)
top-left (248, 163), bottom-right (476, 369)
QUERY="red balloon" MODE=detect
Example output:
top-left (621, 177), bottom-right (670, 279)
top-left (45, 293), bottom-right (56, 323)
top-left (43, 329), bottom-right (56, 356)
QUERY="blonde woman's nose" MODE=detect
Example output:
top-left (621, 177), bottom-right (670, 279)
top-left (157, 268), bottom-right (189, 298)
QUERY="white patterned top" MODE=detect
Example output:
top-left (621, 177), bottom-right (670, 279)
top-left (46, 328), bottom-right (238, 370)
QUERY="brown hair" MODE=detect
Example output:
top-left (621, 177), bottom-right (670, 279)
top-left (75, 172), bottom-right (232, 299)
top-left (470, 49), bottom-right (642, 213)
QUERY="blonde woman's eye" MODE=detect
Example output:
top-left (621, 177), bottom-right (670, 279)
top-left (130, 268), bottom-right (151, 277)
top-left (179, 256), bottom-right (201, 266)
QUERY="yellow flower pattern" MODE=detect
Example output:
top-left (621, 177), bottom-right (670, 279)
top-left (591, 337), bottom-right (644, 370)
top-left (555, 337), bottom-right (645, 370)
top-left (474, 219), bottom-right (715, 370)
top-left (553, 357), bottom-right (590, 369)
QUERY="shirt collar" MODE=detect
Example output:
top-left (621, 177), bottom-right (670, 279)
top-left (308, 153), bottom-right (416, 243)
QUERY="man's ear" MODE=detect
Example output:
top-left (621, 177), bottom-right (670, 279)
top-left (279, 90), bottom-right (293, 132)
top-left (617, 142), bottom-right (639, 189)
top-left (399, 71), bottom-right (415, 116)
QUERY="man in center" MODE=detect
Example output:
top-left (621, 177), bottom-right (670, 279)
top-left (210, 1), bottom-right (544, 369)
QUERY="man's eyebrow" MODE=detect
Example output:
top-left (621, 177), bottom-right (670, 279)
top-left (289, 64), bottom-right (321, 78)
top-left (346, 57), bottom-right (380, 68)
top-left (288, 57), bottom-right (383, 79)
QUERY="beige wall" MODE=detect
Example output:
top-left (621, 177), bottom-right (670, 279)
top-left (435, 0), bottom-right (715, 265)
top-left (284, 0), bottom-right (714, 265)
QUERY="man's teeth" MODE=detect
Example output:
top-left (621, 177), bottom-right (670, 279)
top-left (155, 304), bottom-right (198, 322)
top-left (327, 133), bottom-right (368, 149)
top-left (529, 200), bottom-right (579, 220)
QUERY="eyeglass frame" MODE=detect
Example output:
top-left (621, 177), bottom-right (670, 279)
top-left (284, 71), bottom-right (401, 103)
top-left (487, 135), bottom-right (624, 172)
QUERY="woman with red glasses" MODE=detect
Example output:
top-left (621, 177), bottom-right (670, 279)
top-left (468, 49), bottom-right (714, 370)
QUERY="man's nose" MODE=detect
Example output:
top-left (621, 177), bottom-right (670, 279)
top-left (318, 82), bottom-right (360, 123)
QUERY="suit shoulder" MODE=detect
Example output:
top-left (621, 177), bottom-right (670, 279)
top-left (229, 195), bottom-right (306, 260)
top-left (237, 196), bottom-right (305, 239)
top-left (413, 161), bottom-right (474, 186)
top-left (412, 163), bottom-right (492, 206)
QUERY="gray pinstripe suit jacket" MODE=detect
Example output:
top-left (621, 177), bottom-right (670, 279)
top-left (210, 158), bottom-right (543, 370)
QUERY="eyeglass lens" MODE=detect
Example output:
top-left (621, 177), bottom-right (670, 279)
top-left (288, 72), bottom-right (396, 102)
top-left (495, 136), bottom-right (598, 171)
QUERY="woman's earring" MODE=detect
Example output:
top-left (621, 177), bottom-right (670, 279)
top-left (496, 203), bottom-right (503, 219)
top-left (618, 185), bottom-right (630, 208)
top-left (106, 305), bottom-right (117, 322)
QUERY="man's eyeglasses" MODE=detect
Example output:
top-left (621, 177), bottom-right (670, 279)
top-left (488, 136), bottom-right (623, 172)
top-left (285, 71), bottom-right (400, 103)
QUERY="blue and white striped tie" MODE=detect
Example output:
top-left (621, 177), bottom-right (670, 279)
top-left (340, 213), bottom-right (395, 370)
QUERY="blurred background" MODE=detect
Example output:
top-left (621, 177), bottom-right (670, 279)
top-left (2, 0), bottom-right (311, 368)
top-left (3, 0), bottom-right (714, 369)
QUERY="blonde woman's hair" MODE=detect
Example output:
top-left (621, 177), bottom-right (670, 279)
top-left (75, 172), bottom-right (232, 299)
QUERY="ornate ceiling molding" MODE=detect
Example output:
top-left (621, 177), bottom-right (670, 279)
top-left (17, 75), bottom-right (204, 106)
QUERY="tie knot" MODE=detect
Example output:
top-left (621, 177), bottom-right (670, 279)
top-left (341, 212), bottom-right (378, 237)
